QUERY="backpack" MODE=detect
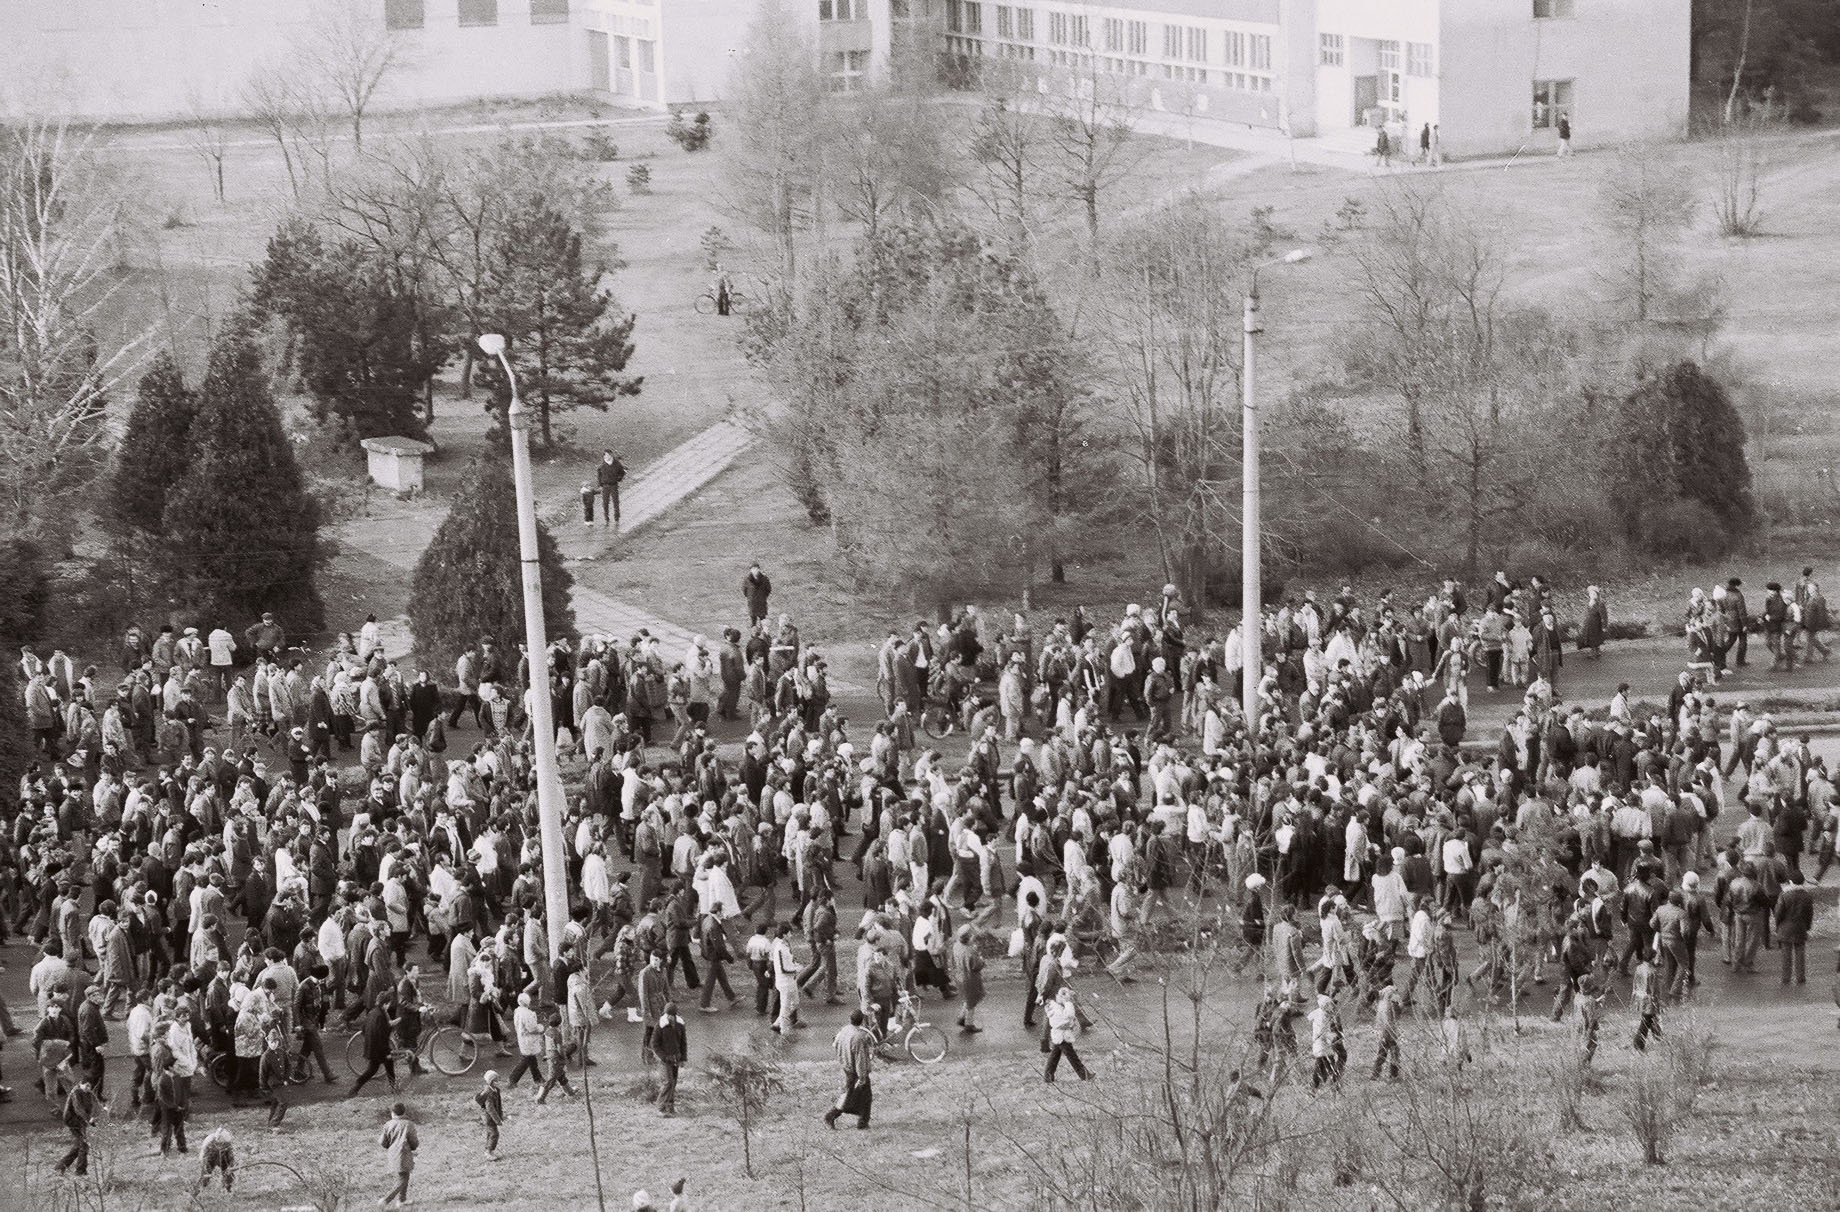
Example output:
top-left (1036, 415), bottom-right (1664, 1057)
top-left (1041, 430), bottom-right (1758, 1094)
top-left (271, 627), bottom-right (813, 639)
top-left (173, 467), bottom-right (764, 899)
top-left (1109, 643), bottom-right (1135, 678)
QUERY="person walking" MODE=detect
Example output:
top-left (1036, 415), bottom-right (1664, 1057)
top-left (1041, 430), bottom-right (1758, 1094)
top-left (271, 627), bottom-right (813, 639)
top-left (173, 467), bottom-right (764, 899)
top-left (743, 563), bottom-right (772, 628)
top-left (597, 451), bottom-right (625, 527)
top-left (506, 993), bottom-right (544, 1091)
top-left (823, 1010), bottom-right (874, 1130)
top-left (378, 1102), bottom-right (418, 1208)
top-left (952, 925), bottom-right (986, 1035)
top-left (1776, 868), bottom-right (1814, 985)
top-left (534, 1007), bottom-right (577, 1104)
top-left (1042, 987), bottom-right (1091, 1083)
top-left (1370, 984), bottom-right (1401, 1080)
top-left (653, 1002), bottom-right (687, 1117)
top-left (579, 481), bottom-right (596, 526)
top-left (347, 995), bottom-right (400, 1097)
top-left (475, 1070), bottom-right (505, 1161)
top-left (54, 1077), bottom-right (99, 1176)
top-left (1556, 113), bottom-right (1573, 156)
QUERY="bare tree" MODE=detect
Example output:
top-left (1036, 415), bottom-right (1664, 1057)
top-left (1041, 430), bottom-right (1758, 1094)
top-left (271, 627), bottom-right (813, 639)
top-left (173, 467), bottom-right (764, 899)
top-left (301, 0), bottom-right (405, 151)
top-left (183, 88), bottom-right (232, 203)
top-left (244, 70), bottom-right (305, 197)
top-left (1709, 112), bottom-right (1771, 237)
top-left (825, 84), bottom-right (958, 245)
top-left (1040, 52), bottom-right (1142, 254)
top-left (243, 60), bottom-right (339, 199)
top-left (0, 117), bottom-right (154, 536)
top-left (1595, 141), bottom-right (1695, 322)
top-left (1724, 0), bottom-right (1757, 124)
top-left (968, 91), bottom-right (1042, 248)
top-left (719, 0), bottom-right (827, 289)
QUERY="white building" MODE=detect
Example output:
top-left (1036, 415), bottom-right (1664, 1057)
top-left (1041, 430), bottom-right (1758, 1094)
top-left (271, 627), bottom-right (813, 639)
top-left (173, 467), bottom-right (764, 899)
top-left (0, 0), bottom-right (1687, 157)
top-left (945, 0), bottom-right (1691, 157)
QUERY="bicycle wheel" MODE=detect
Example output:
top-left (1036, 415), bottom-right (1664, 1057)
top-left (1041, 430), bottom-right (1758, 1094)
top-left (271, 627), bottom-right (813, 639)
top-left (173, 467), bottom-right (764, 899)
top-left (694, 292), bottom-right (715, 315)
top-left (921, 705), bottom-right (953, 739)
top-left (426, 1025), bottom-right (478, 1076)
top-left (208, 1052), bottom-right (233, 1090)
top-left (904, 1022), bottom-right (949, 1065)
top-left (345, 1031), bottom-right (367, 1076)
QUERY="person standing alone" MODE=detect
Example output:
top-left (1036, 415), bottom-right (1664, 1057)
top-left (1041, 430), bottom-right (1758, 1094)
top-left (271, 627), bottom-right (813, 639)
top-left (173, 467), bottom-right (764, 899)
top-left (378, 1101), bottom-right (418, 1208)
top-left (597, 450), bottom-right (626, 528)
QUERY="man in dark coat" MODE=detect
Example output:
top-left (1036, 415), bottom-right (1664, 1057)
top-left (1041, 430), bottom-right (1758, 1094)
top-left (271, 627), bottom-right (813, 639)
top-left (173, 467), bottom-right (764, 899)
top-left (743, 563), bottom-right (772, 627)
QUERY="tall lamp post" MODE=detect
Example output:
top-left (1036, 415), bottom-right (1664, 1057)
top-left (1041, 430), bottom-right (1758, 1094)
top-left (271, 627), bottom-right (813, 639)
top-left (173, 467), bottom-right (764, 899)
top-left (1240, 249), bottom-right (1313, 727)
top-left (478, 333), bottom-right (571, 965)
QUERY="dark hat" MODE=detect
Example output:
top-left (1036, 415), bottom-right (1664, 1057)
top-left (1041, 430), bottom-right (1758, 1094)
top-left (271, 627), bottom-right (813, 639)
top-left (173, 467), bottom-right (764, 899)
top-left (1766, 582), bottom-right (1782, 592)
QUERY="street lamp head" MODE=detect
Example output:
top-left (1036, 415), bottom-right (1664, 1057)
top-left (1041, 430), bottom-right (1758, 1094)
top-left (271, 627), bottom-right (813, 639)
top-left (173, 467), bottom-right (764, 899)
top-left (476, 333), bottom-right (506, 357)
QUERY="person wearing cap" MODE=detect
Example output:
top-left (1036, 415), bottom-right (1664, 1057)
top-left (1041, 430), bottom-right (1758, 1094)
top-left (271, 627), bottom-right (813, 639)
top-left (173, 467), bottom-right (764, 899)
top-left (1762, 581), bottom-right (1793, 670)
top-left (474, 1069), bottom-right (505, 1160)
top-left (377, 1100), bottom-right (418, 1207)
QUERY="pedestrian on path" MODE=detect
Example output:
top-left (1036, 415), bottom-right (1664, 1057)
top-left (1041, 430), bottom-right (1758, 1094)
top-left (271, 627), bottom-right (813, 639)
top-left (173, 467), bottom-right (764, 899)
top-left (653, 1002), bottom-right (687, 1117)
top-left (378, 1102), bottom-right (419, 1208)
top-left (476, 1070), bottom-right (506, 1160)
top-left (1043, 987), bottom-right (1091, 1083)
top-left (581, 481), bottom-right (597, 525)
top-left (824, 1010), bottom-right (873, 1130)
top-left (597, 451), bottom-right (625, 527)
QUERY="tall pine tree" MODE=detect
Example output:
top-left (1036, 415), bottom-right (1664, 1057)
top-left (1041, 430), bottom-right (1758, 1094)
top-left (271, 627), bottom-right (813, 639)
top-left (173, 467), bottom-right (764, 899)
top-left (1614, 359), bottom-right (1757, 549)
top-left (109, 351), bottom-right (198, 533)
top-left (476, 199), bottom-right (641, 447)
top-left (162, 326), bottom-right (324, 630)
top-left (408, 453), bottom-right (576, 674)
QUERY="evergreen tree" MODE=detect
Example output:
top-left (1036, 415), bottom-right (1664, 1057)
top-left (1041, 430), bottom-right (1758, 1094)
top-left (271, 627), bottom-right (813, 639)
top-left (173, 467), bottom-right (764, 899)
top-left (476, 199), bottom-right (641, 447)
top-left (408, 453), bottom-right (576, 674)
top-left (1614, 360), bottom-right (1757, 550)
top-left (109, 352), bottom-right (198, 533)
top-left (162, 326), bottom-right (324, 630)
top-left (251, 220), bottom-right (443, 441)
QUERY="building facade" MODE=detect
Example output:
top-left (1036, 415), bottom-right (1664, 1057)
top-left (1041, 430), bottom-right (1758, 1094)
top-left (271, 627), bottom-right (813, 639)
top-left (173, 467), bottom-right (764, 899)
top-left (0, 0), bottom-right (1687, 157)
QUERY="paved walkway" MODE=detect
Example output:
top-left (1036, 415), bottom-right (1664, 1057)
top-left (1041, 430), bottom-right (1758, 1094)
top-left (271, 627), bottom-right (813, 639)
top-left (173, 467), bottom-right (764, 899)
top-left (339, 419), bottom-right (760, 658)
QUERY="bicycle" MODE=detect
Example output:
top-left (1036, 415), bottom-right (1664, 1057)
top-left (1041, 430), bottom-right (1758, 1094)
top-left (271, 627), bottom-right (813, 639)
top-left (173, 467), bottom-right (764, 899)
top-left (869, 989), bottom-right (948, 1065)
top-left (344, 1009), bottom-right (479, 1078)
top-left (693, 286), bottom-right (748, 315)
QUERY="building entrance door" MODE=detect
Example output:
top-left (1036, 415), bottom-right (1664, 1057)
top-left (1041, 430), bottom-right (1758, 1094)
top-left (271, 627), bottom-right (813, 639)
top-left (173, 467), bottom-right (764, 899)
top-left (1353, 75), bottom-right (1378, 124)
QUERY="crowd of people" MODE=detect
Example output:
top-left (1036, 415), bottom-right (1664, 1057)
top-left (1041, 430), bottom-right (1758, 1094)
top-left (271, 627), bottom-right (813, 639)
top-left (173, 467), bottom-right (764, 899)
top-left (1, 559), bottom-right (1835, 1196)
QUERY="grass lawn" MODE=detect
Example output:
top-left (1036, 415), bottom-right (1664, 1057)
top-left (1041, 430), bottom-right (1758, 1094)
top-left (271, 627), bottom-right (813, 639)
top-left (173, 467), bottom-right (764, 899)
top-left (8, 998), bottom-right (1835, 1211)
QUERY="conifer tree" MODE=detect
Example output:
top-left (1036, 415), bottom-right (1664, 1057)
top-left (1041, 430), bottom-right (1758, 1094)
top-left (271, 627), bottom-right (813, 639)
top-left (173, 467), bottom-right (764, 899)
top-left (162, 326), bottom-right (324, 629)
top-left (408, 453), bottom-right (576, 674)
top-left (475, 199), bottom-right (641, 447)
top-left (109, 351), bottom-right (198, 533)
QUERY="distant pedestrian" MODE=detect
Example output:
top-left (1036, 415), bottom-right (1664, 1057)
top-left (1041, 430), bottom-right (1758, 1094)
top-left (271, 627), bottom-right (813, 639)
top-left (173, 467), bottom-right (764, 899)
top-left (54, 1077), bottom-right (98, 1176)
top-left (743, 563), bottom-right (772, 627)
top-left (580, 481), bottom-right (596, 525)
top-left (823, 1010), bottom-right (873, 1130)
top-left (596, 451), bottom-right (625, 527)
top-left (1418, 123), bottom-right (1431, 165)
top-left (378, 1102), bottom-right (418, 1207)
top-left (1043, 987), bottom-right (1091, 1083)
top-left (475, 1070), bottom-right (505, 1160)
top-left (1557, 114), bottom-right (1573, 156)
top-left (652, 1002), bottom-right (687, 1117)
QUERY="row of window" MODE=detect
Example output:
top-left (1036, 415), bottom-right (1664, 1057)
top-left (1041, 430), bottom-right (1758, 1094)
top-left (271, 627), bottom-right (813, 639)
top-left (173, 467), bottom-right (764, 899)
top-left (820, 0), bottom-right (868, 21)
top-left (944, 39), bottom-right (1274, 94)
top-left (949, 3), bottom-right (1271, 70)
top-left (1318, 34), bottom-right (1434, 78)
top-left (385, 0), bottom-right (571, 31)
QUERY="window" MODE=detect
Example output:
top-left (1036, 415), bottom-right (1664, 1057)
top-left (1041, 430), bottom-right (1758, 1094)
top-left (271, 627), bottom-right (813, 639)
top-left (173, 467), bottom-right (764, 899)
top-left (1162, 24), bottom-right (1179, 59)
top-left (1185, 28), bottom-right (1205, 63)
top-left (1377, 40), bottom-right (1400, 71)
top-left (616, 35), bottom-right (631, 68)
top-left (1407, 42), bottom-right (1434, 77)
top-left (530, 0), bottom-right (569, 22)
top-left (1048, 11), bottom-right (1067, 44)
top-left (637, 39), bottom-right (655, 73)
top-left (1533, 0), bottom-right (1576, 17)
top-left (964, 2), bottom-right (982, 34)
top-left (946, 0), bottom-right (962, 32)
top-left (384, 0), bottom-right (424, 29)
top-left (1102, 17), bottom-right (1121, 52)
top-left (1319, 32), bottom-right (1343, 67)
top-left (1127, 20), bottom-right (1146, 56)
top-left (1069, 14), bottom-right (1087, 46)
top-left (457, 0), bottom-right (498, 27)
top-left (1223, 30), bottom-right (1244, 68)
top-left (1532, 78), bottom-right (1575, 128)
top-left (1016, 8), bottom-right (1033, 40)
top-left (998, 5), bottom-right (1013, 38)
top-left (1250, 34), bottom-right (1271, 71)
top-left (829, 49), bottom-right (870, 91)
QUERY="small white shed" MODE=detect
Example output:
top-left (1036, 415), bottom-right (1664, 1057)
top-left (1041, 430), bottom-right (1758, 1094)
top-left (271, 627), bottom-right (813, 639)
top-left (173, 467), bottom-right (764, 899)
top-left (360, 436), bottom-right (434, 495)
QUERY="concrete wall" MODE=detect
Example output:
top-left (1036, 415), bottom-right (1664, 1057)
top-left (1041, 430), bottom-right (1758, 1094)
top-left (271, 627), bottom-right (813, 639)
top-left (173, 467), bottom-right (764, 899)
top-left (1438, 0), bottom-right (1691, 158)
top-left (0, 0), bottom-right (581, 122)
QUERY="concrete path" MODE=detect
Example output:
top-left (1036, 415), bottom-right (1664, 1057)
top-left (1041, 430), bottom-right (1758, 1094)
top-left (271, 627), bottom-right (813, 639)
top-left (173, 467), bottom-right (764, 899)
top-left (337, 418), bottom-right (760, 660)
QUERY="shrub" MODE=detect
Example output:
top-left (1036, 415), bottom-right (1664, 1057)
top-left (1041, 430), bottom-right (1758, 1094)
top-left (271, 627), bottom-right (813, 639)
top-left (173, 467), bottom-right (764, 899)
top-left (666, 111), bottom-right (712, 152)
top-left (581, 128), bottom-right (619, 161)
top-left (1637, 497), bottom-right (1735, 563)
top-left (626, 163), bottom-right (652, 194)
